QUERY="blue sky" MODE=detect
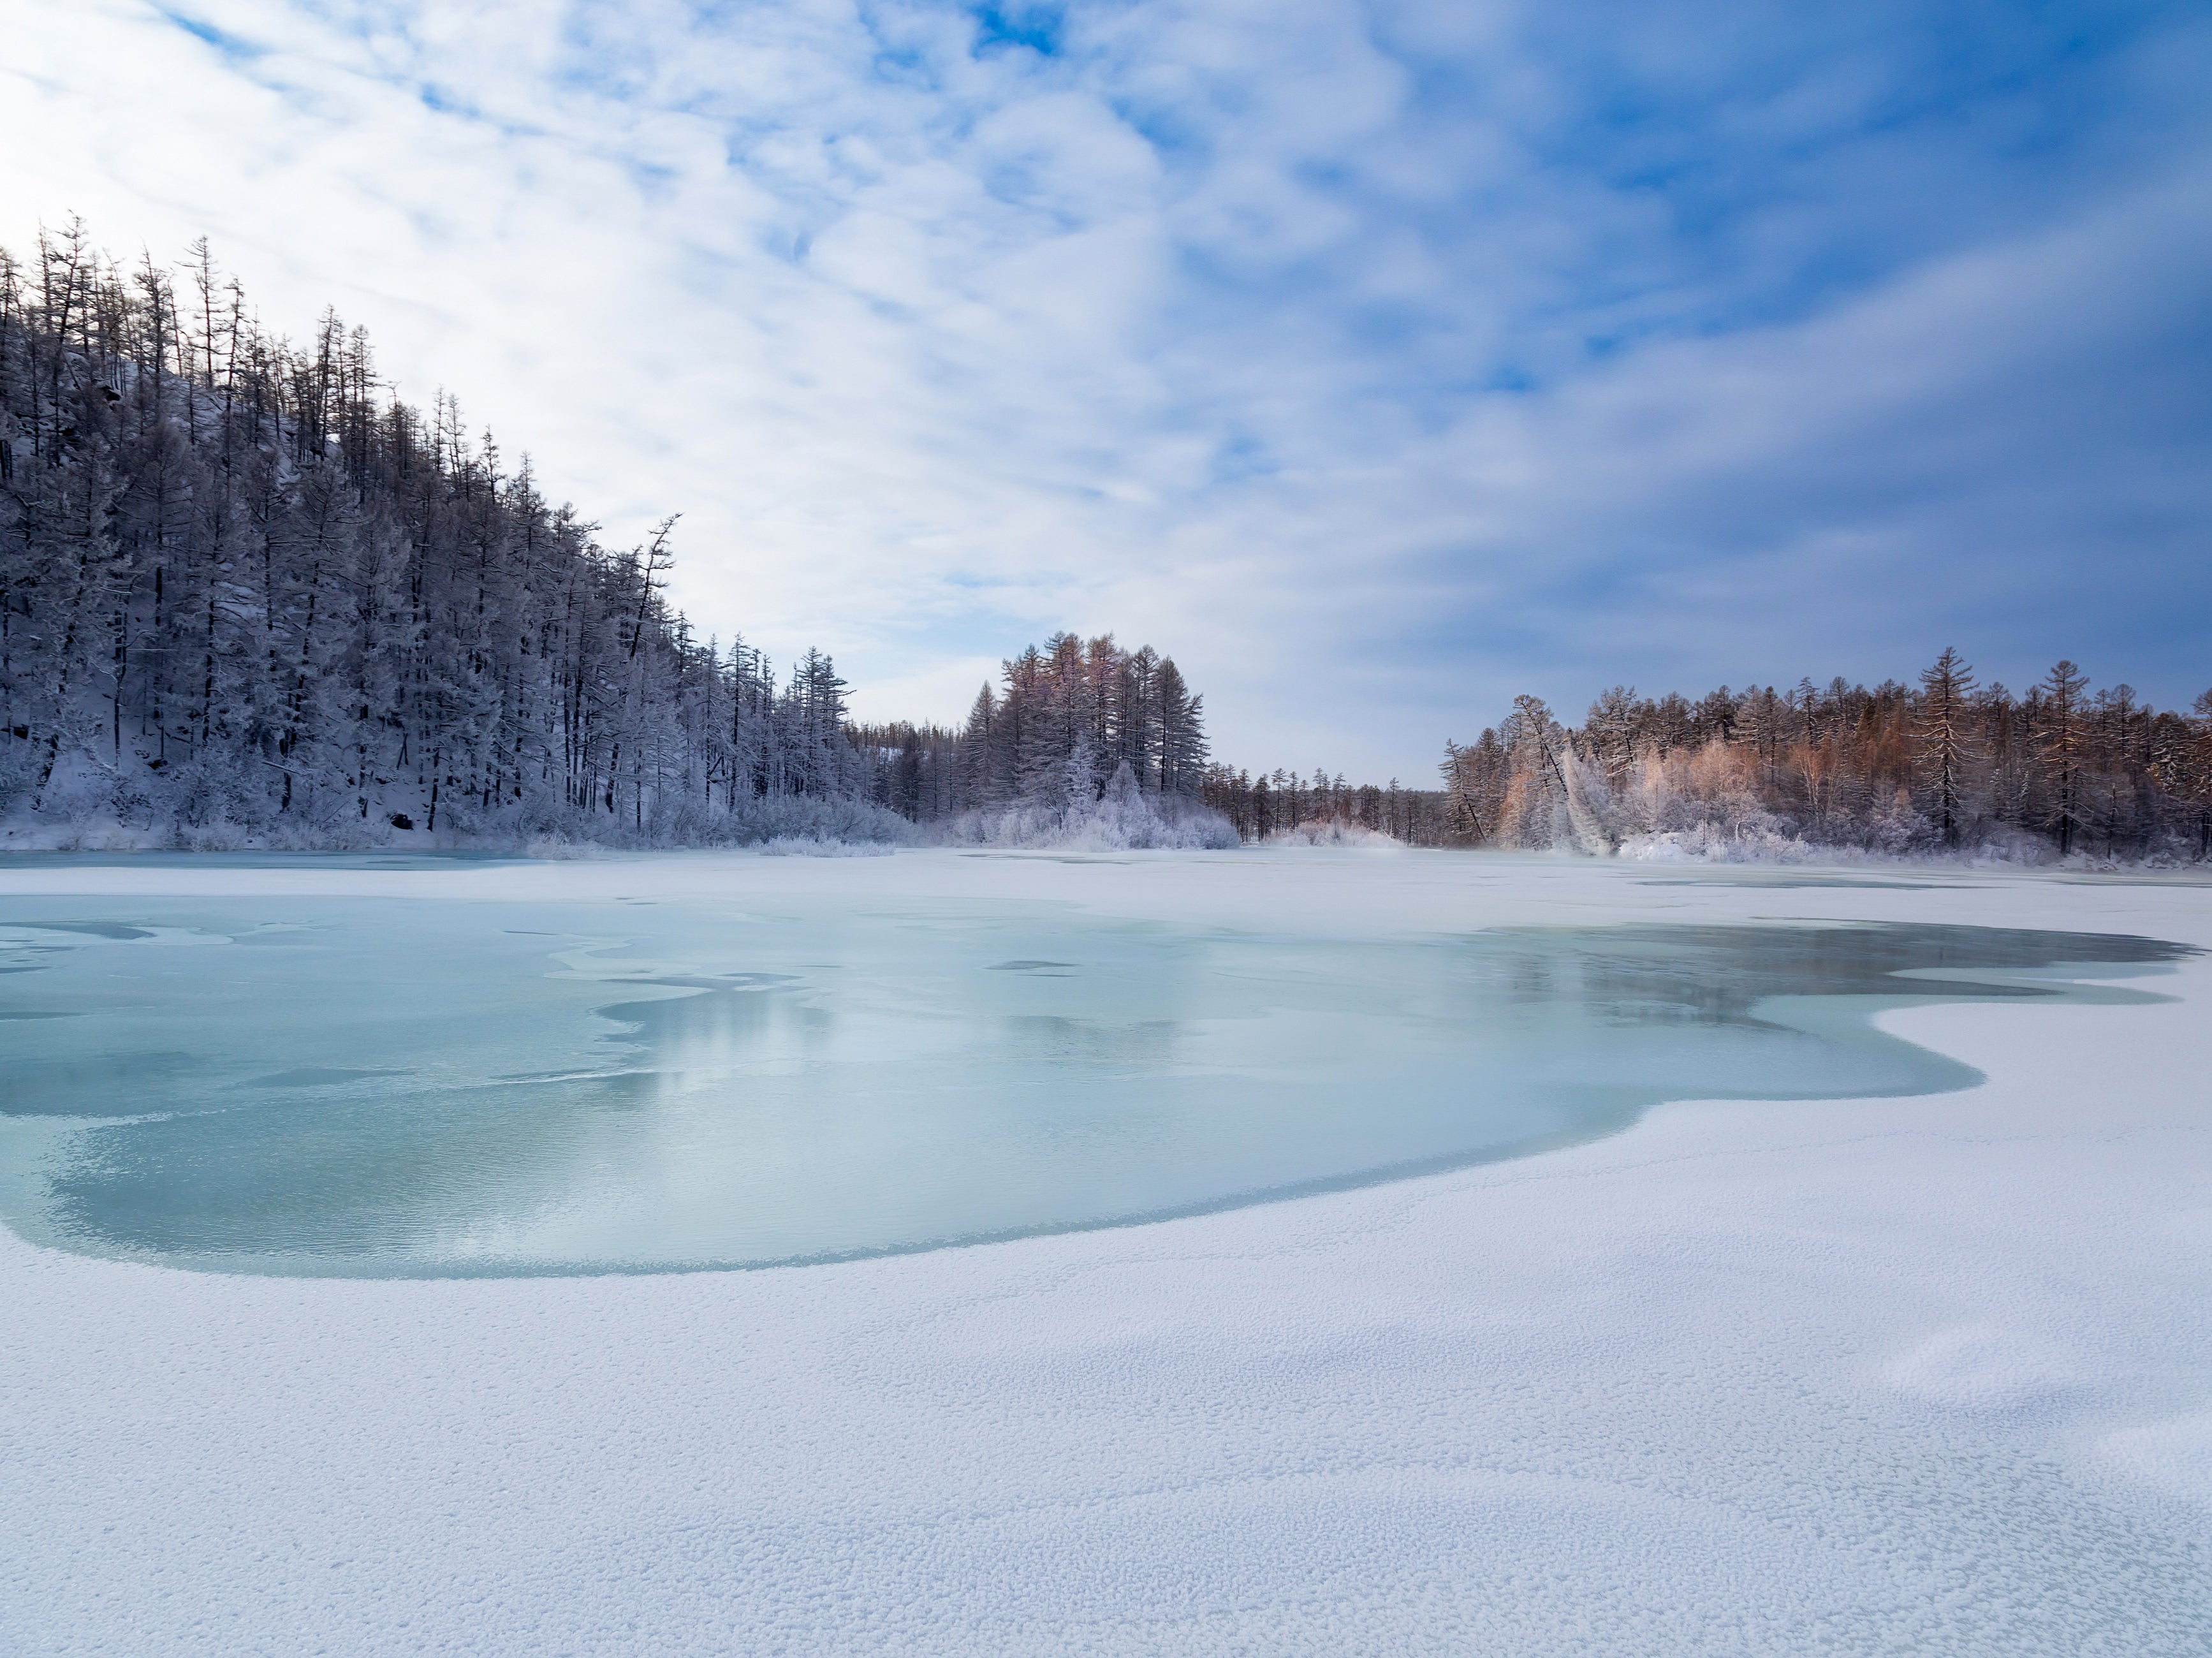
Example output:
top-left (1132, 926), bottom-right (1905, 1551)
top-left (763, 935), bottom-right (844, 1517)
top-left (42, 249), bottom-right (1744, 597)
top-left (7, 0), bottom-right (2208, 777)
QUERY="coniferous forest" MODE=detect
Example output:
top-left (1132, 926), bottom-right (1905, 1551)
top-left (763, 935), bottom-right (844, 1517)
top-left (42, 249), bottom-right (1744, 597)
top-left (853, 631), bottom-right (1222, 844)
top-left (0, 226), bottom-right (1222, 849)
top-left (1200, 655), bottom-right (2212, 860)
top-left (3, 226), bottom-right (2204, 860)
top-left (1426, 661), bottom-right (2212, 861)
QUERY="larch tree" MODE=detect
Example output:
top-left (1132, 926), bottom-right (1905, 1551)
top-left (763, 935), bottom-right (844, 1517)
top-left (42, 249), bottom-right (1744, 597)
top-left (1915, 647), bottom-right (1977, 846)
top-left (2039, 659), bottom-right (2089, 855)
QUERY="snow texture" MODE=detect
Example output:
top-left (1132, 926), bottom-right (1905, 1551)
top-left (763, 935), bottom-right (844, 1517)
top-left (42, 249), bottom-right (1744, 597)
top-left (0, 786), bottom-right (920, 855)
top-left (3, 851), bottom-right (2209, 1655)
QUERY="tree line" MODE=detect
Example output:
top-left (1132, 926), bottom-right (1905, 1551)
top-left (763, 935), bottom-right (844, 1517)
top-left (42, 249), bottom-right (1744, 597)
top-left (1436, 655), bottom-right (2212, 860)
top-left (1198, 766), bottom-right (1455, 845)
top-left (0, 224), bottom-right (930, 844)
top-left (0, 225), bottom-right (1233, 848)
top-left (1196, 656), bottom-right (2209, 860)
top-left (854, 631), bottom-right (1208, 823)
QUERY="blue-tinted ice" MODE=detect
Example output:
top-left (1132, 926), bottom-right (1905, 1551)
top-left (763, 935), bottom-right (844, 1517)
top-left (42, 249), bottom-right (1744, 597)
top-left (0, 891), bottom-right (2188, 1275)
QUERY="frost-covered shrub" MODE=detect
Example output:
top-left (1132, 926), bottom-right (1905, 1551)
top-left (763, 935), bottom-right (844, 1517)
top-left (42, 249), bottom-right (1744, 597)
top-left (38, 749), bottom-right (119, 825)
top-left (523, 835), bottom-right (603, 860)
top-left (736, 794), bottom-right (917, 846)
top-left (175, 817), bottom-right (254, 853)
top-left (759, 837), bottom-right (896, 858)
top-left (1867, 787), bottom-right (1933, 855)
top-left (938, 761), bottom-right (1238, 851)
top-left (1617, 823), bottom-right (1819, 863)
top-left (1264, 820), bottom-right (1401, 849)
top-left (458, 788), bottom-right (917, 852)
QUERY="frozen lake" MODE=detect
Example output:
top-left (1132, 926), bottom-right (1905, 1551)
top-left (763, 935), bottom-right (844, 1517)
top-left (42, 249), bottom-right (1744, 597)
top-left (0, 860), bottom-right (2188, 1274)
top-left (4, 850), bottom-right (2210, 1657)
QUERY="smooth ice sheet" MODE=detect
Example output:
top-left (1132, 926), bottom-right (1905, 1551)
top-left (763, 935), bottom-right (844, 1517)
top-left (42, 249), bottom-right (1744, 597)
top-left (0, 877), bottom-right (2185, 1273)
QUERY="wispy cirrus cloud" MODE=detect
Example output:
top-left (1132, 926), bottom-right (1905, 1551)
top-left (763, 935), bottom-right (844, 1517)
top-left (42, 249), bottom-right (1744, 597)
top-left (6, 0), bottom-right (2208, 775)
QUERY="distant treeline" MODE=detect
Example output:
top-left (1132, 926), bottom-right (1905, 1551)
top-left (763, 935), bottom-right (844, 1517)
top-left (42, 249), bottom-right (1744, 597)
top-left (1433, 658), bottom-right (2211, 860)
top-left (851, 630), bottom-right (1210, 825)
top-left (872, 642), bottom-right (1463, 847)
top-left (1198, 767), bottom-right (1455, 845)
top-left (1202, 657), bottom-right (2211, 859)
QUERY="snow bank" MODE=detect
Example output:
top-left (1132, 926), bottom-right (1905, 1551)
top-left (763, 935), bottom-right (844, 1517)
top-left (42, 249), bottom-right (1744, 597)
top-left (1613, 822), bottom-right (2183, 872)
top-left (1617, 822), bottom-right (1822, 863)
top-left (3, 853), bottom-right (2209, 1655)
top-left (1, 788), bottom-right (919, 856)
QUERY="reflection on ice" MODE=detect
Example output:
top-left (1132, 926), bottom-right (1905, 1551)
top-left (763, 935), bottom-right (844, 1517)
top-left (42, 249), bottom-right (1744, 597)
top-left (0, 893), bottom-right (2190, 1277)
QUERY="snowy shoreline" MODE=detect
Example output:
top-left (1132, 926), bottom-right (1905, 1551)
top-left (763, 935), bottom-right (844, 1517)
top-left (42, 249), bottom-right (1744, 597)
top-left (9, 815), bottom-right (2203, 872)
top-left (4, 852), bottom-right (2209, 1654)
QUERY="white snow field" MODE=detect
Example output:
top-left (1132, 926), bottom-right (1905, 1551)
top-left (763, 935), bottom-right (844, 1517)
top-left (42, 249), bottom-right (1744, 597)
top-left (2, 849), bottom-right (2209, 1655)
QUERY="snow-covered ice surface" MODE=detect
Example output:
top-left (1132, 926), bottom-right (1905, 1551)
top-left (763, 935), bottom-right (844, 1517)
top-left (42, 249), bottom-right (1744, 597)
top-left (3, 849), bottom-right (2210, 1654)
top-left (1, 862), bottom-right (2185, 1276)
